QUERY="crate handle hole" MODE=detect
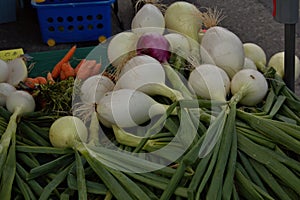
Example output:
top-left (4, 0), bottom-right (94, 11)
top-left (96, 14), bottom-right (103, 20)
top-left (48, 26), bottom-right (55, 32)
top-left (78, 25), bottom-right (84, 31)
top-left (97, 23), bottom-right (103, 29)
top-left (58, 26), bottom-right (64, 32)
top-left (68, 25), bottom-right (74, 31)
top-left (47, 17), bottom-right (54, 23)
top-left (87, 15), bottom-right (93, 20)
top-left (67, 16), bottom-right (73, 22)
top-left (57, 17), bottom-right (64, 22)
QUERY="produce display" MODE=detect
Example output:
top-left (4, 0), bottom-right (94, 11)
top-left (1, 1), bottom-right (300, 199)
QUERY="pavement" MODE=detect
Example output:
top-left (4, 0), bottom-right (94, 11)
top-left (0, 0), bottom-right (299, 95)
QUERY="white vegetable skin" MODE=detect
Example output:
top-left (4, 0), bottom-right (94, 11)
top-left (6, 90), bottom-right (35, 114)
top-left (243, 42), bottom-right (267, 66)
top-left (118, 55), bottom-right (160, 77)
top-left (188, 64), bottom-right (230, 102)
top-left (200, 26), bottom-right (245, 78)
top-left (96, 89), bottom-right (166, 128)
top-left (107, 32), bottom-right (139, 68)
top-left (231, 69), bottom-right (268, 106)
top-left (164, 1), bottom-right (202, 42)
top-left (49, 116), bottom-right (88, 148)
top-left (243, 57), bottom-right (257, 70)
top-left (6, 58), bottom-right (28, 86)
top-left (268, 51), bottom-right (300, 80)
top-left (115, 62), bottom-right (165, 90)
top-left (0, 83), bottom-right (16, 106)
top-left (0, 59), bottom-right (9, 82)
top-left (80, 75), bottom-right (115, 104)
top-left (115, 55), bottom-right (183, 101)
top-left (131, 4), bottom-right (165, 35)
top-left (164, 33), bottom-right (191, 58)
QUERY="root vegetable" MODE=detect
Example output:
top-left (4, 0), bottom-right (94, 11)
top-left (243, 42), bottom-right (267, 67)
top-left (243, 57), bottom-right (257, 70)
top-left (200, 26), bottom-right (245, 78)
top-left (0, 90), bottom-right (35, 198)
top-left (96, 89), bottom-right (169, 128)
top-left (80, 75), bottom-right (115, 104)
top-left (6, 58), bottom-right (28, 86)
top-left (136, 32), bottom-right (171, 63)
top-left (164, 1), bottom-right (202, 42)
top-left (131, 3), bottom-right (165, 35)
top-left (49, 116), bottom-right (88, 148)
top-left (230, 69), bottom-right (268, 106)
top-left (115, 55), bottom-right (183, 102)
top-left (188, 64), bottom-right (230, 102)
top-left (107, 32), bottom-right (139, 68)
top-left (0, 83), bottom-right (16, 106)
top-left (0, 59), bottom-right (9, 83)
top-left (268, 51), bottom-right (300, 80)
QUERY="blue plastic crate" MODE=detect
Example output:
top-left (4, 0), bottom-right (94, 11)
top-left (36, 0), bottom-right (109, 4)
top-left (31, 0), bottom-right (115, 46)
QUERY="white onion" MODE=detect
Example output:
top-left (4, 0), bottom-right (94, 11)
top-left (164, 1), bottom-right (202, 42)
top-left (243, 57), bottom-right (257, 70)
top-left (107, 32), bottom-right (138, 68)
top-left (164, 33), bottom-right (191, 58)
top-left (115, 62), bottom-right (165, 90)
top-left (118, 54), bottom-right (160, 77)
top-left (0, 83), bottom-right (16, 106)
top-left (6, 90), bottom-right (35, 114)
top-left (49, 116), bottom-right (88, 148)
top-left (231, 69), bottom-right (268, 106)
top-left (96, 89), bottom-right (167, 128)
top-left (243, 42), bottom-right (267, 66)
top-left (0, 59), bottom-right (9, 83)
top-left (6, 58), bottom-right (28, 86)
top-left (188, 64), bottom-right (230, 102)
top-left (80, 75), bottom-right (115, 104)
top-left (200, 26), bottom-right (245, 78)
top-left (268, 51), bottom-right (300, 80)
top-left (131, 4), bottom-right (165, 35)
top-left (115, 55), bottom-right (183, 101)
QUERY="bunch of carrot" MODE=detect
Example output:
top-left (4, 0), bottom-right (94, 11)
top-left (24, 45), bottom-right (103, 89)
top-left (50, 45), bottom-right (102, 81)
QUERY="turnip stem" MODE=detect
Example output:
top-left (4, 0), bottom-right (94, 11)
top-left (0, 106), bottom-right (23, 199)
top-left (88, 111), bottom-right (100, 145)
top-left (138, 82), bottom-right (184, 102)
top-left (0, 106), bottom-right (22, 172)
top-left (229, 84), bottom-right (251, 106)
top-left (163, 63), bottom-right (194, 99)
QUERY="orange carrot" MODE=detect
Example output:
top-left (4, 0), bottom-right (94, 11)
top-left (35, 76), bottom-right (47, 84)
top-left (60, 45), bottom-right (77, 63)
top-left (61, 62), bottom-right (75, 79)
top-left (60, 70), bottom-right (66, 80)
top-left (47, 72), bottom-right (55, 84)
top-left (51, 64), bottom-right (62, 79)
top-left (24, 77), bottom-right (39, 89)
top-left (51, 45), bottom-right (77, 78)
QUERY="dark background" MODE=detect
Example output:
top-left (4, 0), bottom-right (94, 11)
top-left (0, 0), bottom-right (299, 95)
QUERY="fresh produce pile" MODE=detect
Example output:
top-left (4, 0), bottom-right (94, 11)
top-left (1, 1), bottom-right (300, 199)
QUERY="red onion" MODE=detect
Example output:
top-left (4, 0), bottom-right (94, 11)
top-left (136, 32), bottom-right (171, 63)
